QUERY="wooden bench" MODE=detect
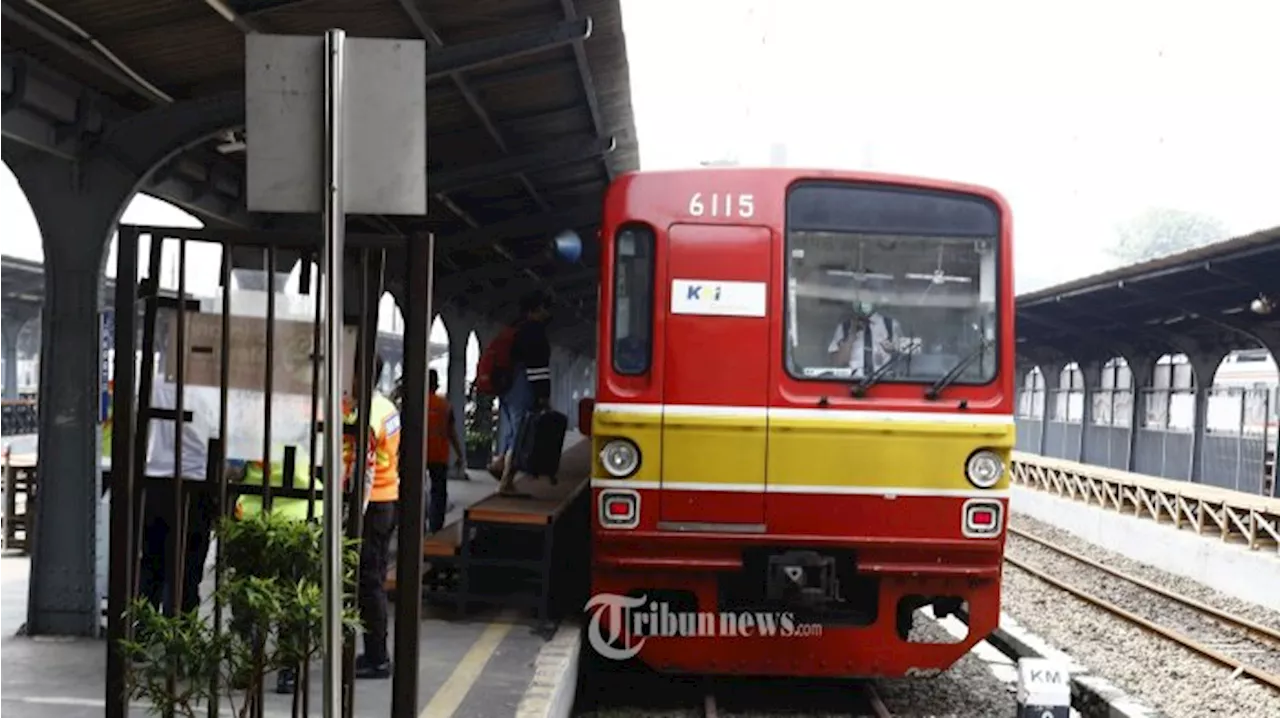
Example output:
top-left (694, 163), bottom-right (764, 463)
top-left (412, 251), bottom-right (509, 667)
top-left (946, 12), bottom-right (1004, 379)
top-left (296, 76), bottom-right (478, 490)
top-left (450, 440), bottom-right (591, 630)
top-left (384, 521), bottom-right (464, 591)
top-left (385, 438), bottom-right (593, 631)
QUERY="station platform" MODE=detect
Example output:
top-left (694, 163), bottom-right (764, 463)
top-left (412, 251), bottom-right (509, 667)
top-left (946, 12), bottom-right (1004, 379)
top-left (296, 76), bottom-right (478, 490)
top-left (0, 433), bottom-right (593, 718)
top-left (1010, 451), bottom-right (1280, 611)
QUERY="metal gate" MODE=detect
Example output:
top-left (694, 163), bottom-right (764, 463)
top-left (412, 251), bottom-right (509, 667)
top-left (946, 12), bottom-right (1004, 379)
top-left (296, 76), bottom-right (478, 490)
top-left (105, 224), bottom-right (433, 717)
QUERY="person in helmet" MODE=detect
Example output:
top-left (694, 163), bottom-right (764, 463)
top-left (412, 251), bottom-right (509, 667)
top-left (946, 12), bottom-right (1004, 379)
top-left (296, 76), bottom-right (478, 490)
top-left (828, 300), bottom-right (903, 378)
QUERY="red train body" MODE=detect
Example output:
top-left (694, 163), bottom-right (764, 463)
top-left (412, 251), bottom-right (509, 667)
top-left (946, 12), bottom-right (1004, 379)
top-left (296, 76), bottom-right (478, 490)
top-left (581, 168), bottom-right (1015, 677)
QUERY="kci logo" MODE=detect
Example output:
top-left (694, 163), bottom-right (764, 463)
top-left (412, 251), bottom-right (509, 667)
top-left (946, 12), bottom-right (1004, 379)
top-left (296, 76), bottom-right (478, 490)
top-left (685, 285), bottom-right (722, 301)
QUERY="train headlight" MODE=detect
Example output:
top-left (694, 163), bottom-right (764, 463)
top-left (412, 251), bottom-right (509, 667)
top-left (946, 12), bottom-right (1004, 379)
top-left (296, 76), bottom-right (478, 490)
top-left (600, 439), bottom-right (640, 478)
top-left (965, 450), bottom-right (1004, 488)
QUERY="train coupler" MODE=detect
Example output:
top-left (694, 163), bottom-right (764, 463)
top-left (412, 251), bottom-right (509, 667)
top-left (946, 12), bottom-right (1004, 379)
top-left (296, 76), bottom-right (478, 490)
top-left (765, 550), bottom-right (841, 606)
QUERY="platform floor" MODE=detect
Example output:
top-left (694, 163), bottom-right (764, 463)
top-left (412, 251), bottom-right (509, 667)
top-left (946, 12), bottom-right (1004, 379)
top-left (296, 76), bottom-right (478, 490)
top-left (0, 465), bottom-right (574, 718)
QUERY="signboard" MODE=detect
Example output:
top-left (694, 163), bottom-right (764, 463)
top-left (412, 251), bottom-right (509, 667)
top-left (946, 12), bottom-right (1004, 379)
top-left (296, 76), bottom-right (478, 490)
top-left (162, 312), bottom-right (358, 397)
top-left (245, 34), bottom-right (427, 215)
top-left (670, 279), bottom-right (767, 317)
top-left (1016, 658), bottom-right (1070, 718)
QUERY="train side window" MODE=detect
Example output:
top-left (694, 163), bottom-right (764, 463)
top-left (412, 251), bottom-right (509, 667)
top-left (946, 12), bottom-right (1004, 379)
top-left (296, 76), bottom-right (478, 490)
top-left (612, 225), bottom-right (654, 375)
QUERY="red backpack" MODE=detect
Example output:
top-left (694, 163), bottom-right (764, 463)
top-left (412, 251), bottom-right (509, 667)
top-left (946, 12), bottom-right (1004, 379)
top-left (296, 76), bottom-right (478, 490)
top-left (474, 323), bottom-right (520, 396)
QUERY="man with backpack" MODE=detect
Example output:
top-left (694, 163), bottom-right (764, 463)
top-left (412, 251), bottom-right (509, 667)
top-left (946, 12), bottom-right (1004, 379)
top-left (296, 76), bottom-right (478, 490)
top-left (475, 292), bottom-right (555, 497)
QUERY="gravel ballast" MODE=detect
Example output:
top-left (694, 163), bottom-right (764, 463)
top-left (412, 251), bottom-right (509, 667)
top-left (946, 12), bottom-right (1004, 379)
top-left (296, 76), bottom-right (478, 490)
top-left (1004, 513), bottom-right (1280, 717)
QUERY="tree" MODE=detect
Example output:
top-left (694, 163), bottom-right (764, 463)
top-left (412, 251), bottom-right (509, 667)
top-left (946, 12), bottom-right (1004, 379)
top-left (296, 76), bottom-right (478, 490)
top-left (1110, 208), bottom-right (1230, 264)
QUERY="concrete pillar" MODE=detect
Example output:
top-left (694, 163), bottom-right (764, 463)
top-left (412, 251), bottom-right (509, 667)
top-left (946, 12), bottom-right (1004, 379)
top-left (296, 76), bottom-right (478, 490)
top-left (4, 89), bottom-right (246, 636)
top-left (8, 159), bottom-right (127, 636)
top-left (1038, 362), bottom-right (1064, 456)
top-left (444, 314), bottom-right (470, 467)
top-left (2, 319), bottom-right (23, 400)
top-left (1187, 351), bottom-right (1227, 483)
top-left (1122, 356), bottom-right (1155, 472)
top-left (1078, 361), bottom-right (1101, 463)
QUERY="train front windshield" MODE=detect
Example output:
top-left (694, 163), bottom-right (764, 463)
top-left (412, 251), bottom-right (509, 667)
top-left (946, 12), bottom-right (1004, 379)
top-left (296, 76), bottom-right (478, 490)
top-left (784, 182), bottom-right (1001, 387)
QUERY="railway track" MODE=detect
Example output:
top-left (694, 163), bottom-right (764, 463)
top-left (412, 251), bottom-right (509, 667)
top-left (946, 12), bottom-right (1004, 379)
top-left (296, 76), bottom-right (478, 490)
top-left (1005, 525), bottom-right (1280, 693)
top-left (699, 680), bottom-right (890, 718)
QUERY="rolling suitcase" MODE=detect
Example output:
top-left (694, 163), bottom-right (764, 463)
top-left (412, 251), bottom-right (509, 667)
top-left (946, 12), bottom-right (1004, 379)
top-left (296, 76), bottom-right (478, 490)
top-left (513, 408), bottom-right (568, 480)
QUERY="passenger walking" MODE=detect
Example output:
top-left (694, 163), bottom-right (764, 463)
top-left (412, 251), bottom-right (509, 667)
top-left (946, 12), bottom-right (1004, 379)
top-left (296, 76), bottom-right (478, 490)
top-left (426, 369), bottom-right (465, 533)
top-left (494, 292), bottom-right (553, 497)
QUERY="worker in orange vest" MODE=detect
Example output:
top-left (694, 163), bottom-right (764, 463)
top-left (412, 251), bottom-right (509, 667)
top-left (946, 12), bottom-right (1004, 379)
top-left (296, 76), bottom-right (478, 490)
top-left (426, 369), bottom-right (466, 533)
top-left (341, 355), bottom-right (400, 679)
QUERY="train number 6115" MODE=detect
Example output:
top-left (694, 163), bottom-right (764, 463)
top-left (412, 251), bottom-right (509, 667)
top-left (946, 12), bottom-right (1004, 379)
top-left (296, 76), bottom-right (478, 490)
top-left (688, 192), bottom-right (754, 219)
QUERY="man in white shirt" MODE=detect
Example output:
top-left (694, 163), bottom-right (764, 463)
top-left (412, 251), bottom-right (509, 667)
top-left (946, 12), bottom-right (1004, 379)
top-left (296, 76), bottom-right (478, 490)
top-left (138, 379), bottom-right (219, 616)
top-left (827, 301), bottom-right (903, 379)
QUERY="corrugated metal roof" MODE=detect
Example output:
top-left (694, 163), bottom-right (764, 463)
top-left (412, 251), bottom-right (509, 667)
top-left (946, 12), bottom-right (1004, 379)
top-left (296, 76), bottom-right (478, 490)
top-left (3, 0), bottom-right (640, 350)
top-left (1016, 225), bottom-right (1280, 364)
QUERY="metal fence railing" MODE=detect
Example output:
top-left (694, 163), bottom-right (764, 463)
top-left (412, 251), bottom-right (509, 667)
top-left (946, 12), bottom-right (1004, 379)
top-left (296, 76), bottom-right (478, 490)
top-left (1, 400), bottom-right (38, 436)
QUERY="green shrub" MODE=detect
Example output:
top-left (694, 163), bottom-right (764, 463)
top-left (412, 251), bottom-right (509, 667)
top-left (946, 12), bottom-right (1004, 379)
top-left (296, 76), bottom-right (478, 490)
top-left (119, 511), bottom-right (362, 718)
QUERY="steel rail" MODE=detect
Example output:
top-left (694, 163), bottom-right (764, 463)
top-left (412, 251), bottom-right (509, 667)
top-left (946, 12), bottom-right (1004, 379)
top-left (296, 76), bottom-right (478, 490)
top-left (863, 681), bottom-right (892, 718)
top-left (1009, 526), bottom-right (1280, 647)
top-left (1004, 554), bottom-right (1280, 693)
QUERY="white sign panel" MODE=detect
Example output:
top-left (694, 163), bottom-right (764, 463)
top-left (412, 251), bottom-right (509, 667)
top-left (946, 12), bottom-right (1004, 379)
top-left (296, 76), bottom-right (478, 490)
top-left (670, 279), bottom-right (767, 317)
top-left (246, 34), bottom-right (426, 215)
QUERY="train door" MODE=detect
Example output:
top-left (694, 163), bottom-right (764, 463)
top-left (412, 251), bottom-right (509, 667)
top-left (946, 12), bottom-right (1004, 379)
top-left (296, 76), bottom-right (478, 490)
top-left (659, 224), bottom-right (772, 528)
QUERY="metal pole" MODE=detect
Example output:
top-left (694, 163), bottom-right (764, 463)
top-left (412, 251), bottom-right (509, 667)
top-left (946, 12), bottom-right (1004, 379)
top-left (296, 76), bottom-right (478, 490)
top-left (322, 26), bottom-right (347, 718)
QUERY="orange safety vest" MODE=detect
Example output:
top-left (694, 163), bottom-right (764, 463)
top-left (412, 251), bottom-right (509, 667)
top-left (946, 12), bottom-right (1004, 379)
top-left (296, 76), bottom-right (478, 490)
top-left (342, 392), bottom-right (400, 504)
top-left (426, 393), bottom-right (451, 464)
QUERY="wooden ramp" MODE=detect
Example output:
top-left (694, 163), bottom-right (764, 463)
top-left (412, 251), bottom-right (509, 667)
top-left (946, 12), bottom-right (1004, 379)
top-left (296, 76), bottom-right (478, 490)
top-left (386, 436), bottom-right (592, 629)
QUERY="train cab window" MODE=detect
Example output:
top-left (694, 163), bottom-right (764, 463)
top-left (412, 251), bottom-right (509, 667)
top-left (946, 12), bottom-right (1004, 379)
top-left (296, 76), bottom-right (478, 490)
top-left (612, 225), bottom-right (655, 375)
top-left (784, 183), bottom-right (1000, 387)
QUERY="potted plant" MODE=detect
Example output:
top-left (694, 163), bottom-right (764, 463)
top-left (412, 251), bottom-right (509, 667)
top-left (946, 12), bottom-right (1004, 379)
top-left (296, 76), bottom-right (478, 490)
top-left (119, 511), bottom-right (362, 718)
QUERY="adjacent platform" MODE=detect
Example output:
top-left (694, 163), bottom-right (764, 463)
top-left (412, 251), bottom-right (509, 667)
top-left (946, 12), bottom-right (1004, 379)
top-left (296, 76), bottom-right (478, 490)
top-left (1011, 451), bottom-right (1280, 612)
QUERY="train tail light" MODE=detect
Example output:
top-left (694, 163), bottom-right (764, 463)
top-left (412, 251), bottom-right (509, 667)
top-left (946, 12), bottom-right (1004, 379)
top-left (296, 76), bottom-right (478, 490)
top-left (599, 489), bottom-right (640, 529)
top-left (962, 499), bottom-right (1003, 538)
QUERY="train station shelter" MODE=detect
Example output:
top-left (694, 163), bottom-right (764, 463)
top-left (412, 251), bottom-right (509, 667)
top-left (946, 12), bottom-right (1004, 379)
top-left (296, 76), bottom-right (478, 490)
top-left (1013, 225), bottom-right (1280, 495)
top-left (4, 1), bottom-right (639, 714)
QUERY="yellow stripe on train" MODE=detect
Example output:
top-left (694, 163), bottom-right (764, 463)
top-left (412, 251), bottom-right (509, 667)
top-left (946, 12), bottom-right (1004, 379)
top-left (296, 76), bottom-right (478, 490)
top-left (592, 405), bottom-right (1015, 491)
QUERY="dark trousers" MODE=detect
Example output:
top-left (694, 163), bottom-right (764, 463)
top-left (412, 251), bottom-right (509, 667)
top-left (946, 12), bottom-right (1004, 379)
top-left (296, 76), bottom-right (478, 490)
top-left (426, 463), bottom-right (448, 533)
top-left (359, 500), bottom-right (396, 664)
top-left (138, 481), bottom-right (217, 616)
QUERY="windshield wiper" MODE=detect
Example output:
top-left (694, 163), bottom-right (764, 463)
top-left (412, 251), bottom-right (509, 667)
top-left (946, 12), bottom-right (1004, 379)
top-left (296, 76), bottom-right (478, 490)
top-left (925, 338), bottom-right (991, 400)
top-left (851, 349), bottom-right (909, 398)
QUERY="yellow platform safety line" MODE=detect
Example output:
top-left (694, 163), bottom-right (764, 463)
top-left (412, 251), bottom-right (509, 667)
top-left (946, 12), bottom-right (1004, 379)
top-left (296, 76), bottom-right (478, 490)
top-left (419, 609), bottom-right (518, 718)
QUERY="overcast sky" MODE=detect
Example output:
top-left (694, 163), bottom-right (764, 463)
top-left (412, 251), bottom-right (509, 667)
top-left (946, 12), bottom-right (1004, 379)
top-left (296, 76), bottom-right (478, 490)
top-left (620, 0), bottom-right (1280, 291)
top-left (3, 0), bottom-right (1279, 297)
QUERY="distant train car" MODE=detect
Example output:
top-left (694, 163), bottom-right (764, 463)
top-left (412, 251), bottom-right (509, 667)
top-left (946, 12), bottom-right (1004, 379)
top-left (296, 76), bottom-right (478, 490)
top-left (580, 168), bottom-right (1015, 677)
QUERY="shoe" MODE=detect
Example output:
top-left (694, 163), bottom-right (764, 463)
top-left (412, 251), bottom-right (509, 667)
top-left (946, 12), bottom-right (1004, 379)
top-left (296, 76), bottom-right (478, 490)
top-left (354, 655), bottom-right (391, 679)
top-left (276, 667), bottom-right (297, 694)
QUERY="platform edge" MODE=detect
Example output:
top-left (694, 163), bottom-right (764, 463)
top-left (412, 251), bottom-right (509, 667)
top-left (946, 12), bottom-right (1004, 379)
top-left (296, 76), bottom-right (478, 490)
top-left (514, 621), bottom-right (582, 718)
top-left (995, 612), bottom-right (1167, 718)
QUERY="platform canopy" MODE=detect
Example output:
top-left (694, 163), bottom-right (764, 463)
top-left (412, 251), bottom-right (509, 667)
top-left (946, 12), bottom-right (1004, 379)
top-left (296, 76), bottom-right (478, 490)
top-left (1016, 226), bottom-right (1280, 366)
top-left (3, 0), bottom-right (641, 353)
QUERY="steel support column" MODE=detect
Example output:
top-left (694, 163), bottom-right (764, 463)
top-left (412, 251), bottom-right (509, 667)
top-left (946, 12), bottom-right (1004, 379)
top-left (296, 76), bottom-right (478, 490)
top-left (5, 156), bottom-right (129, 635)
top-left (444, 312), bottom-right (472, 467)
top-left (4, 90), bottom-right (246, 636)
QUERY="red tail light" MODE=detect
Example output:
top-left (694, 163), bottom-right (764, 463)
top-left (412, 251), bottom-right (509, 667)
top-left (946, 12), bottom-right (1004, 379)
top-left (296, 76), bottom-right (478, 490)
top-left (599, 489), bottom-right (639, 529)
top-left (962, 499), bottom-right (1003, 538)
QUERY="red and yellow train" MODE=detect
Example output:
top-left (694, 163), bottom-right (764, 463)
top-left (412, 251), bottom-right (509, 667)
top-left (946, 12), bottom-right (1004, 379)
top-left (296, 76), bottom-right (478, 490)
top-left (579, 167), bottom-right (1014, 677)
